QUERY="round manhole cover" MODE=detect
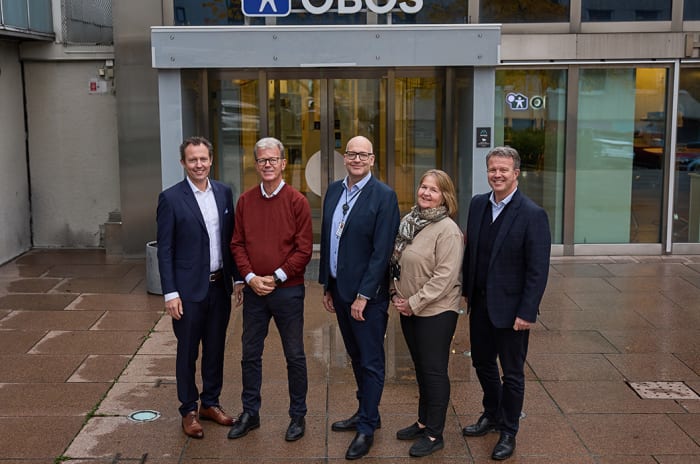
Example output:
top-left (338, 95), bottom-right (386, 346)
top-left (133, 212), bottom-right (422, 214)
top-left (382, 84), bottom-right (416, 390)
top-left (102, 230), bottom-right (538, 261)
top-left (128, 410), bottom-right (161, 422)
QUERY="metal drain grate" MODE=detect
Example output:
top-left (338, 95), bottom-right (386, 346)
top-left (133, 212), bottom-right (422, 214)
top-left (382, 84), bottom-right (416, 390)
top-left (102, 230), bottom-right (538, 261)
top-left (628, 381), bottom-right (700, 400)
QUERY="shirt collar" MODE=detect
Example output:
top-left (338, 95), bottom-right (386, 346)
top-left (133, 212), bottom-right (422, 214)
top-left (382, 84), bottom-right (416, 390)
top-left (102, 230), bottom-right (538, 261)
top-left (186, 176), bottom-right (211, 193)
top-left (260, 179), bottom-right (286, 198)
top-left (343, 172), bottom-right (372, 191)
top-left (489, 187), bottom-right (517, 208)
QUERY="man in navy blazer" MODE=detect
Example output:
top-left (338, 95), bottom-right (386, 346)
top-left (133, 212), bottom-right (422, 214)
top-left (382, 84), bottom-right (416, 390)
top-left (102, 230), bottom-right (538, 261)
top-left (319, 135), bottom-right (400, 460)
top-left (157, 136), bottom-right (242, 439)
top-left (461, 146), bottom-right (550, 461)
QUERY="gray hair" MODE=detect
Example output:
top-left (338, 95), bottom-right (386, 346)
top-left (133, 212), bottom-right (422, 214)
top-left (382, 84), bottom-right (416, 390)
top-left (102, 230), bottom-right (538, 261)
top-left (486, 146), bottom-right (521, 170)
top-left (254, 137), bottom-right (285, 159)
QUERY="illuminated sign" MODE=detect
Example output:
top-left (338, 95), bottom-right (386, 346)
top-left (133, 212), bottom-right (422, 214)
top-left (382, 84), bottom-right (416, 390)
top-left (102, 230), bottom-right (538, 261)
top-left (242, 0), bottom-right (423, 17)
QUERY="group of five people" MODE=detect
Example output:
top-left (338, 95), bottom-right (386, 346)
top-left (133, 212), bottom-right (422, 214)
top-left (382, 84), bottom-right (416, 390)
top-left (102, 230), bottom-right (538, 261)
top-left (156, 134), bottom-right (550, 461)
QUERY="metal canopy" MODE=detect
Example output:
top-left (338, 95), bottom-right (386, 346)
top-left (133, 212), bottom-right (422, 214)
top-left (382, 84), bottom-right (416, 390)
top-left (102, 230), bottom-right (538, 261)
top-left (151, 24), bottom-right (501, 69)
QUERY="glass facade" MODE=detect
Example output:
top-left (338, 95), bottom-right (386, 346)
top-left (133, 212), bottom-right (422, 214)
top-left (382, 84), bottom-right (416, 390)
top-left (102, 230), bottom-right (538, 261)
top-left (581, 0), bottom-right (671, 22)
top-left (494, 69), bottom-right (566, 244)
top-left (673, 68), bottom-right (700, 243)
top-left (575, 67), bottom-right (666, 244)
top-left (480, 0), bottom-right (569, 23)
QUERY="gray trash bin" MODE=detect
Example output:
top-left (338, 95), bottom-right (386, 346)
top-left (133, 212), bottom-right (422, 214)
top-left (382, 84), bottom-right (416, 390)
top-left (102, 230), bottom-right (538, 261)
top-left (146, 241), bottom-right (163, 295)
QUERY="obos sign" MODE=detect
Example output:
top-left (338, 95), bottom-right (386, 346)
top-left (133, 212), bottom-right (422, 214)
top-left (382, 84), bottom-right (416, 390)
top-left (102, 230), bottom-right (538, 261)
top-left (242, 0), bottom-right (423, 17)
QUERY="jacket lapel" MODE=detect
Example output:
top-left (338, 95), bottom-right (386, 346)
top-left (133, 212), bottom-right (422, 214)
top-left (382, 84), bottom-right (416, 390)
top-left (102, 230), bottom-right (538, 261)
top-left (181, 179), bottom-right (207, 230)
top-left (490, 190), bottom-right (522, 265)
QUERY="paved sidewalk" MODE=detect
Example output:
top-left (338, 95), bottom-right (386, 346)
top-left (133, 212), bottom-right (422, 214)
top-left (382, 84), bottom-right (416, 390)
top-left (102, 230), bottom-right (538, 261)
top-left (0, 249), bottom-right (699, 463)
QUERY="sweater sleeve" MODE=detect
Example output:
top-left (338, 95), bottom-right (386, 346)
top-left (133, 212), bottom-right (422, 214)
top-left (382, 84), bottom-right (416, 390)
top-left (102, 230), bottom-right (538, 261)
top-left (280, 192), bottom-right (313, 279)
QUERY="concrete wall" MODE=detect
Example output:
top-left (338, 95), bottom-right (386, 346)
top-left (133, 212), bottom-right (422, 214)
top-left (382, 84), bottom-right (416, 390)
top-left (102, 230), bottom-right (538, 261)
top-left (24, 59), bottom-right (120, 247)
top-left (0, 40), bottom-right (32, 263)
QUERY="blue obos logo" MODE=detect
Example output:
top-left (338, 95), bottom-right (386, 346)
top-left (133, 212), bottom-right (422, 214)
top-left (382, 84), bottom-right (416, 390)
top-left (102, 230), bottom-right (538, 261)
top-left (242, 0), bottom-right (291, 17)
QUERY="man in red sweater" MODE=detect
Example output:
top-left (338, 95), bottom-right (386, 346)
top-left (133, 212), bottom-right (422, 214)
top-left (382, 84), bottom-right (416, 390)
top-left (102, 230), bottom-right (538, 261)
top-left (228, 137), bottom-right (313, 442)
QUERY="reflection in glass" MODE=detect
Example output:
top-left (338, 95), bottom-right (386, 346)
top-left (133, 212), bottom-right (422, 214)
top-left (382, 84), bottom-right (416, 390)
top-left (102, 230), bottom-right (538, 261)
top-left (494, 69), bottom-right (566, 244)
top-left (390, 0), bottom-right (468, 24)
top-left (211, 79), bottom-right (260, 202)
top-left (575, 68), bottom-right (666, 244)
top-left (480, 0), bottom-right (569, 23)
top-left (174, 0), bottom-right (247, 25)
top-left (394, 77), bottom-right (442, 215)
top-left (582, 0), bottom-right (671, 22)
top-left (673, 68), bottom-right (700, 243)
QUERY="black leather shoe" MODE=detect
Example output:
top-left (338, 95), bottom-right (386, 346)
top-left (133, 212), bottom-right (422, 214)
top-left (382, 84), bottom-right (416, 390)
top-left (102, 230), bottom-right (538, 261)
top-left (227, 412), bottom-right (260, 439)
top-left (462, 415), bottom-right (497, 437)
top-left (396, 422), bottom-right (425, 440)
top-left (345, 432), bottom-right (373, 460)
top-left (491, 433), bottom-right (516, 461)
top-left (285, 416), bottom-right (305, 442)
top-left (332, 412), bottom-right (382, 431)
top-left (409, 435), bottom-right (444, 457)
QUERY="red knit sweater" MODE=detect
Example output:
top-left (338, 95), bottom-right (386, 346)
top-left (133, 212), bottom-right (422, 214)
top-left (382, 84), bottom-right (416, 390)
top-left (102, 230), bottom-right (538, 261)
top-left (231, 183), bottom-right (313, 287)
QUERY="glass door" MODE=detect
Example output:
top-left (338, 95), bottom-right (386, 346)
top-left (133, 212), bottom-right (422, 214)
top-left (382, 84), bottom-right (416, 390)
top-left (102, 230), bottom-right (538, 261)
top-left (209, 70), bottom-right (446, 242)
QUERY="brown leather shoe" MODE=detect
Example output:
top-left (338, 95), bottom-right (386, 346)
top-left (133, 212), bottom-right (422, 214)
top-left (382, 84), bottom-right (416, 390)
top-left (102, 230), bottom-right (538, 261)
top-left (182, 411), bottom-right (203, 438)
top-left (199, 405), bottom-right (234, 426)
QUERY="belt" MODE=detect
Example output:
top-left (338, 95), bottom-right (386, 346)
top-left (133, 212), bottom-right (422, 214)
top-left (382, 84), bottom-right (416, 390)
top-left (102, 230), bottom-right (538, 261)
top-left (209, 270), bottom-right (223, 282)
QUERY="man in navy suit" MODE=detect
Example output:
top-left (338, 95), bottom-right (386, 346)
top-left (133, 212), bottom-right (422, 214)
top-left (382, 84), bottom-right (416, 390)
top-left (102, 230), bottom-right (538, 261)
top-left (157, 136), bottom-right (242, 439)
top-left (461, 146), bottom-right (550, 461)
top-left (319, 135), bottom-right (400, 460)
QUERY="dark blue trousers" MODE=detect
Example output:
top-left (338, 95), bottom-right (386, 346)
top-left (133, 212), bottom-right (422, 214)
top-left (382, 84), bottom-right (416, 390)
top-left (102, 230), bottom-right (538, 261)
top-left (332, 288), bottom-right (389, 435)
top-left (241, 285), bottom-right (308, 418)
top-left (469, 294), bottom-right (529, 436)
top-left (173, 279), bottom-right (231, 417)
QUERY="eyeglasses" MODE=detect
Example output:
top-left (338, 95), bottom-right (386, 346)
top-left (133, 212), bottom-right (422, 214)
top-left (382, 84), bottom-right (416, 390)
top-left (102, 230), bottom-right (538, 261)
top-left (255, 157), bottom-right (281, 166)
top-left (344, 151), bottom-right (373, 161)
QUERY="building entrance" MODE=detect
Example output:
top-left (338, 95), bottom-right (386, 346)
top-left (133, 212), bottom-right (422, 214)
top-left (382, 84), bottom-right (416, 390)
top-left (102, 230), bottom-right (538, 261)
top-left (209, 69), bottom-right (446, 241)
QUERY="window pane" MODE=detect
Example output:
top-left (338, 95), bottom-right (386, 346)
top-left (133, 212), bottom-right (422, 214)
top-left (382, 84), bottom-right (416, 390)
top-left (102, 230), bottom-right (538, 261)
top-left (391, 0), bottom-right (468, 24)
top-left (685, 0), bottom-right (700, 20)
top-left (575, 68), bottom-right (666, 244)
top-left (480, 0), bottom-right (569, 23)
top-left (582, 0), bottom-right (671, 22)
top-left (494, 69), bottom-right (566, 244)
top-left (174, 0), bottom-right (247, 25)
top-left (2, 0), bottom-right (29, 28)
top-left (28, 0), bottom-right (53, 33)
top-left (673, 68), bottom-right (700, 243)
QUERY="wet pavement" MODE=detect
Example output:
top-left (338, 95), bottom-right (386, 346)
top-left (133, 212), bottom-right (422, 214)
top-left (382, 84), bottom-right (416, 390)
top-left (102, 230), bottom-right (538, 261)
top-left (0, 249), bottom-right (699, 463)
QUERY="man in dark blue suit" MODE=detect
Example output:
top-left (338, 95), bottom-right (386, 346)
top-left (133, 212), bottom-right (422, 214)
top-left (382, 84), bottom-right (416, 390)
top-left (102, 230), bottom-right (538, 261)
top-left (157, 136), bottom-right (242, 439)
top-left (461, 146), bottom-right (550, 461)
top-left (319, 135), bottom-right (400, 460)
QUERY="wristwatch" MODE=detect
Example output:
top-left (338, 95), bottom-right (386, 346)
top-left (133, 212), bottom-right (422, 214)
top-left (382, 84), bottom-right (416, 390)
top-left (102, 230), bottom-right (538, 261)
top-left (274, 275), bottom-right (283, 285)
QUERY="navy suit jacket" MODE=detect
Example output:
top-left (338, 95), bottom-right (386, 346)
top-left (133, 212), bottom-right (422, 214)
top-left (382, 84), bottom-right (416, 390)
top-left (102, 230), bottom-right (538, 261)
top-left (319, 176), bottom-right (400, 303)
top-left (157, 178), bottom-right (238, 302)
top-left (462, 189), bottom-right (551, 327)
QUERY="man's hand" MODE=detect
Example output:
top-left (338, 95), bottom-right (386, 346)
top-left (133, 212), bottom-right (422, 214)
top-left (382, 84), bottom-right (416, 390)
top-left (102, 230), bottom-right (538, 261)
top-left (234, 282), bottom-right (245, 306)
top-left (351, 296), bottom-right (368, 321)
top-left (322, 291), bottom-right (335, 313)
top-left (249, 275), bottom-right (275, 296)
top-left (165, 297), bottom-right (184, 320)
top-left (513, 316), bottom-right (532, 331)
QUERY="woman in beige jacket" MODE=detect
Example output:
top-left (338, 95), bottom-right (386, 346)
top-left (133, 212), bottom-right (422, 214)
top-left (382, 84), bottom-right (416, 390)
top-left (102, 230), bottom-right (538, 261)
top-left (390, 169), bottom-right (464, 458)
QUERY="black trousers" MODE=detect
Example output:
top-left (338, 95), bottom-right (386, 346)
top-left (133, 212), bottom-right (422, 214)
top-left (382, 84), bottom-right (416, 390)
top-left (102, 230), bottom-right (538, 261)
top-left (469, 292), bottom-right (529, 436)
top-left (173, 279), bottom-right (231, 417)
top-left (240, 285), bottom-right (308, 418)
top-left (400, 310), bottom-right (458, 439)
